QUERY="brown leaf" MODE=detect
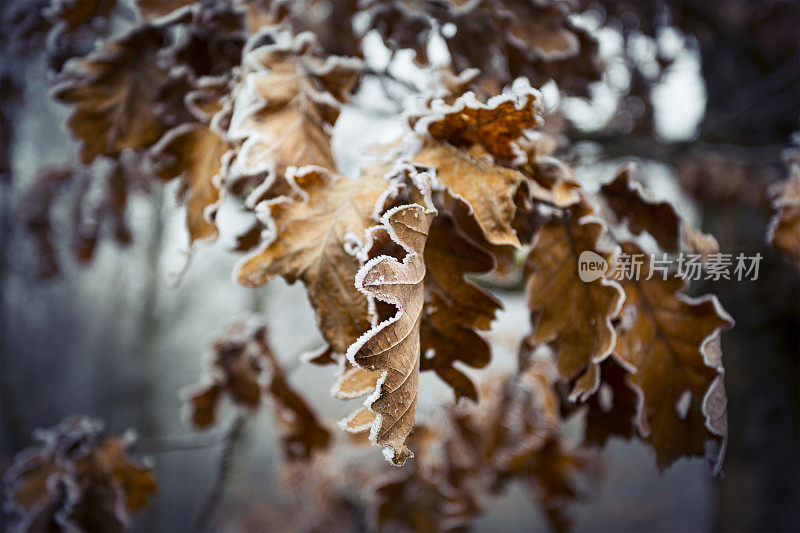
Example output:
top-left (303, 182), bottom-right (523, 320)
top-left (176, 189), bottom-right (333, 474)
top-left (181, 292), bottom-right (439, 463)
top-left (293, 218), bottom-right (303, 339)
top-left (236, 165), bottom-right (398, 355)
top-left (186, 320), bottom-right (331, 461)
top-left (409, 81), bottom-right (542, 248)
top-left (600, 163), bottom-right (718, 256)
top-left (613, 241), bottom-right (734, 473)
top-left (258, 334), bottom-right (332, 462)
top-left (152, 87), bottom-right (228, 244)
top-left (768, 164), bottom-right (800, 261)
top-left (4, 416), bottom-right (155, 532)
top-left (371, 427), bottom-right (478, 533)
top-left (223, 31), bottom-right (360, 197)
top-left (413, 79), bottom-right (541, 160)
top-left (52, 25), bottom-right (171, 164)
top-left (342, 172), bottom-right (437, 465)
top-left (524, 202), bottom-right (625, 401)
top-left (420, 211), bottom-right (501, 401)
top-left (580, 356), bottom-right (640, 447)
top-left (165, 2), bottom-right (247, 77)
top-left (600, 163), bottom-right (682, 252)
top-left (19, 166), bottom-right (75, 278)
top-left (186, 321), bottom-right (269, 429)
top-left (367, 0), bottom-right (601, 94)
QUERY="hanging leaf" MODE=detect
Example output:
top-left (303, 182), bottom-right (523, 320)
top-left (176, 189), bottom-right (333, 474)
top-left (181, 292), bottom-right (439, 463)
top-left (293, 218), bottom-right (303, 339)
top-left (236, 165), bottom-right (400, 355)
top-left (613, 241), bottom-right (734, 473)
top-left (186, 319), bottom-right (330, 461)
top-left (420, 211), bottom-right (501, 401)
top-left (600, 163), bottom-right (718, 256)
top-left (524, 201), bottom-right (625, 401)
top-left (223, 30), bottom-right (361, 200)
top-left (342, 171), bottom-right (437, 465)
top-left (52, 25), bottom-right (171, 164)
top-left (152, 80), bottom-right (230, 243)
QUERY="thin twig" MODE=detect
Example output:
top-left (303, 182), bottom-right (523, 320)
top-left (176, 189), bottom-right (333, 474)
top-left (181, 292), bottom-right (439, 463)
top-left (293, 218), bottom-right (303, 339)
top-left (194, 414), bottom-right (247, 530)
top-left (361, 67), bottom-right (421, 93)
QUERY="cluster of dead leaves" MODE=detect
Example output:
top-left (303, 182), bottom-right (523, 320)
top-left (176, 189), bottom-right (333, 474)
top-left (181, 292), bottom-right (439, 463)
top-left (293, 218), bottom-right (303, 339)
top-left (3, 416), bottom-right (156, 532)
top-left (366, 0), bottom-right (602, 94)
top-left (6, 3), bottom-right (746, 526)
top-left (186, 318), bottom-right (331, 463)
top-left (227, 67), bottom-right (735, 476)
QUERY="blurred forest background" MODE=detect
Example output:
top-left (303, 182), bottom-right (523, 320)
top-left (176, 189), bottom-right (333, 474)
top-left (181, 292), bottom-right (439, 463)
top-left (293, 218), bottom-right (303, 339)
top-left (1, 0), bottom-right (798, 531)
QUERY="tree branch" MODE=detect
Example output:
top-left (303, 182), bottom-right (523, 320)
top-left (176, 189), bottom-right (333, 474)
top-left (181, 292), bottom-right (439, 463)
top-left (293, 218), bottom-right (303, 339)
top-left (194, 414), bottom-right (247, 530)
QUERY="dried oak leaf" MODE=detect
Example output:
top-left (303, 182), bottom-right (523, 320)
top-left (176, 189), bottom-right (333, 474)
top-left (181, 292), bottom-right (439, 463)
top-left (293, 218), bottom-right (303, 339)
top-left (613, 241), bottom-right (734, 473)
top-left (236, 165), bottom-right (398, 355)
top-left (410, 80), bottom-right (542, 247)
top-left (768, 164), bottom-right (800, 262)
top-left (421, 211), bottom-right (501, 401)
top-left (52, 25), bottom-right (171, 164)
top-left (600, 163), bottom-right (718, 256)
top-left (186, 321), bottom-right (269, 429)
top-left (186, 319), bottom-right (331, 461)
top-left (370, 0), bottom-right (601, 94)
top-left (4, 416), bottom-right (155, 532)
top-left (152, 81), bottom-right (229, 244)
top-left (341, 172), bottom-right (437, 465)
top-left (223, 30), bottom-right (361, 200)
top-left (524, 201), bottom-right (625, 401)
top-left (448, 364), bottom-right (596, 533)
top-left (565, 356), bottom-right (640, 448)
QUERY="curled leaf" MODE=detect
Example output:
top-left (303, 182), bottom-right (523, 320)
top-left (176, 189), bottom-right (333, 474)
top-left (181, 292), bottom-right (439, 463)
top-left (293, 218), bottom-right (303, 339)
top-left (343, 171), bottom-right (437, 465)
top-left (236, 165), bottom-right (399, 354)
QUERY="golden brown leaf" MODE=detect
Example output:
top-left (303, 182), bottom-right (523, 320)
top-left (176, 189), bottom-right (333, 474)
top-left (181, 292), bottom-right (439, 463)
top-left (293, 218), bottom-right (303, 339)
top-left (768, 164), bottom-right (800, 261)
top-left (524, 202), bottom-right (625, 401)
top-left (342, 172), bottom-right (437, 465)
top-left (613, 242), bottom-right (734, 472)
top-left (236, 165), bottom-right (398, 354)
top-left (409, 81), bottom-right (542, 248)
top-left (420, 212), bottom-right (501, 401)
top-left (600, 163), bottom-right (718, 256)
top-left (413, 79), bottom-right (541, 160)
top-left (52, 25), bottom-right (171, 164)
top-left (152, 87), bottom-right (228, 244)
top-left (224, 31), bottom-right (360, 198)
